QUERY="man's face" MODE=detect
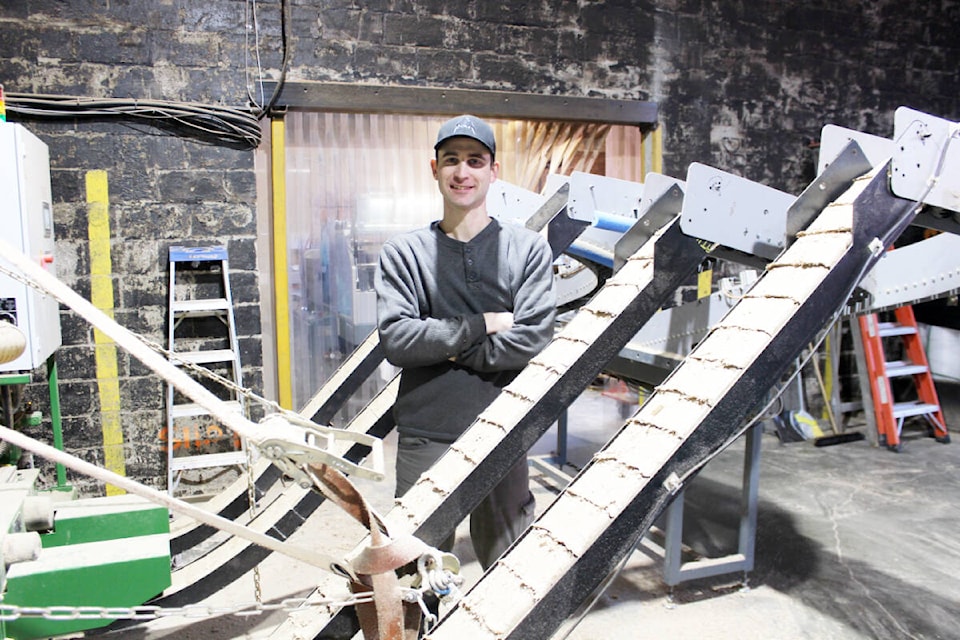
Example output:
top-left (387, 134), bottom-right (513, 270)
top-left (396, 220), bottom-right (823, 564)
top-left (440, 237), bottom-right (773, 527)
top-left (431, 137), bottom-right (499, 213)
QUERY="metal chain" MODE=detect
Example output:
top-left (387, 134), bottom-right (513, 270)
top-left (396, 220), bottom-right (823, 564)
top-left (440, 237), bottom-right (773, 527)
top-left (137, 333), bottom-right (282, 416)
top-left (134, 333), bottom-right (339, 443)
top-left (246, 444), bottom-right (264, 604)
top-left (0, 583), bottom-right (453, 624)
top-left (0, 592), bottom-right (380, 622)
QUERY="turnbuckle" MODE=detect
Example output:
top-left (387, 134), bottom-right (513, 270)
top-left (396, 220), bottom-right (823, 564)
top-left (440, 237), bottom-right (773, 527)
top-left (248, 412), bottom-right (386, 486)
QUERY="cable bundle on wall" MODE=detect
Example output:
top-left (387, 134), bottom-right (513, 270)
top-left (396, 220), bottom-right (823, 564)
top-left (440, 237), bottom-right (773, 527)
top-left (1, 0), bottom-right (289, 150)
top-left (4, 93), bottom-right (263, 149)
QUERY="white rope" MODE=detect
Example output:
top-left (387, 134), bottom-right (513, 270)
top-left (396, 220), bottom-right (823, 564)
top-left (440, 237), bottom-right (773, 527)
top-left (0, 237), bottom-right (353, 572)
top-left (0, 237), bottom-right (266, 445)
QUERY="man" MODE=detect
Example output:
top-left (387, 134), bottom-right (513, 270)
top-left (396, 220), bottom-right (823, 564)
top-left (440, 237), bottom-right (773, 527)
top-left (374, 114), bottom-right (556, 569)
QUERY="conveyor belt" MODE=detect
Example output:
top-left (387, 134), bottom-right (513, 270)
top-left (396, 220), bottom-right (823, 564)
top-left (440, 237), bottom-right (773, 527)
top-left (274, 163), bottom-right (927, 638)
top-left (267, 188), bottom-right (712, 639)
top-left (426, 165), bottom-right (918, 638)
top-left (135, 181), bottom-right (591, 620)
top-left (167, 330), bottom-right (384, 560)
top-left (168, 460), bottom-right (279, 558)
top-left (114, 164), bottom-right (942, 639)
top-left (300, 330), bottom-right (387, 426)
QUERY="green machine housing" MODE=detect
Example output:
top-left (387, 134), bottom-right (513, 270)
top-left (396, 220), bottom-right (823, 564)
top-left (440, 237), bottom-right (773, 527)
top-left (1, 466), bottom-right (171, 640)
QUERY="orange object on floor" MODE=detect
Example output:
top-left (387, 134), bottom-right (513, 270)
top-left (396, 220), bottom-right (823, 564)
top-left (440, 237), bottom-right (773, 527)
top-left (857, 305), bottom-right (949, 452)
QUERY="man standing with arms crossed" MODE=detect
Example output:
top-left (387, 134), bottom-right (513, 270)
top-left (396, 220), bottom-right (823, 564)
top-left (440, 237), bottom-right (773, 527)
top-left (375, 115), bottom-right (556, 569)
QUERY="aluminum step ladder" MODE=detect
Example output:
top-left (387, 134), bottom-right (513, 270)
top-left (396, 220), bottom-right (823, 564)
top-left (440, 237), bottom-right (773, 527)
top-left (857, 304), bottom-right (949, 452)
top-left (166, 245), bottom-right (247, 494)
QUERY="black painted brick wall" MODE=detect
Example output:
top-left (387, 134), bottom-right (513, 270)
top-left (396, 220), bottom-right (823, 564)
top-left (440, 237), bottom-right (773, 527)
top-left (1, 0), bottom-right (958, 495)
top-left (0, 1), bottom-right (266, 493)
top-left (296, 0), bottom-right (958, 192)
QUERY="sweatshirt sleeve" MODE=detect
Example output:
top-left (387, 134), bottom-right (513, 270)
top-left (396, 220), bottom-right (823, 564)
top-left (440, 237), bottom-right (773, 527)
top-left (455, 233), bottom-right (556, 372)
top-left (375, 239), bottom-right (487, 368)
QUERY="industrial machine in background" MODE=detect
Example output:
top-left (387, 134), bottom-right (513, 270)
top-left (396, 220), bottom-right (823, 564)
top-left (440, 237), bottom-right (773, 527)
top-left (259, 105), bottom-right (960, 639)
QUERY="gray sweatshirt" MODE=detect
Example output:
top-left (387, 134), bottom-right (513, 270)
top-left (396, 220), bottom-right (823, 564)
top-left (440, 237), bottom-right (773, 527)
top-left (375, 218), bottom-right (556, 442)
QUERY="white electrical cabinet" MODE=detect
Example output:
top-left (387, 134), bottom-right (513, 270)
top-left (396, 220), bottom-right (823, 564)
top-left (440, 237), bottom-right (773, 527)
top-left (0, 122), bottom-right (61, 372)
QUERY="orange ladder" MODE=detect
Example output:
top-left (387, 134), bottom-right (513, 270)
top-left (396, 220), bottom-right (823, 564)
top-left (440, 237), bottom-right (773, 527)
top-left (857, 305), bottom-right (949, 452)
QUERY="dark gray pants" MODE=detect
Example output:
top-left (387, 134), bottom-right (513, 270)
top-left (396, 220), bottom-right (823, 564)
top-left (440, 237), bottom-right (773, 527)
top-left (395, 435), bottom-right (536, 570)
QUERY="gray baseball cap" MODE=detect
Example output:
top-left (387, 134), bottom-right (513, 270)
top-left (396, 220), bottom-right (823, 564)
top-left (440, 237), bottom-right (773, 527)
top-left (434, 115), bottom-right (496, 157)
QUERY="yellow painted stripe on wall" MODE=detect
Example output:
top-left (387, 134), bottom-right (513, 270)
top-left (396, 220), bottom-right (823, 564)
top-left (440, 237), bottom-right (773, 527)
top-left (651, 125), bottom-right (663, 175)
top-left (85, 170), bottom-right (126, 495)
top-left (271, 117), bottom-right (293, 409)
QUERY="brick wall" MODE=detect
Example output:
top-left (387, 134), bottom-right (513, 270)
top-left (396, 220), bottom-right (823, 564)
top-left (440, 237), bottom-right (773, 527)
top-left (0, 0), bottom-right (957, 494)
top-left (293, 0), bottom-right (958, 193)
top-left (652, 0), bottom-right (960, 191)
top-left (0, 2), bottom-right (267, 493)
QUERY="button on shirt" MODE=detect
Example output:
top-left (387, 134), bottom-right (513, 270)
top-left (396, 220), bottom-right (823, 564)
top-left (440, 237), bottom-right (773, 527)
top-left (375, 218), bottom-right (556, 441)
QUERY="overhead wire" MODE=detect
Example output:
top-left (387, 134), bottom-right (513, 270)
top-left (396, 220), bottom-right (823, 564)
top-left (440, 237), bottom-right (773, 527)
top-left (5, 93), bottom-right (263, 147)
top-left (259, 0), bottom-right (290, 117)
top-left (245, 0), bottom-right (267, 111)
top-left (3, 0), bottom-right (290, 149)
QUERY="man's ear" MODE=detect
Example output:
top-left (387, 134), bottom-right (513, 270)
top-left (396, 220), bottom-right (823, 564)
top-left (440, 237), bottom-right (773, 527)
top-left (430, 157), bottom-right (438, 180)
top-left (490, 159), bottom-right (500, 182)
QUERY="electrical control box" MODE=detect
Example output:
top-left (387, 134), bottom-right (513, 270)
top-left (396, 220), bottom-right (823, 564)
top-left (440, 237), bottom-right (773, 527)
top-left (0, 122), bottom-right (61, 372)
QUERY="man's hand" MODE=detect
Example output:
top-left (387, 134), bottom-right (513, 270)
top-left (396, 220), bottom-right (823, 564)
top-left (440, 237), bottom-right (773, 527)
top-left (483, 312), bottom-right (514, 334)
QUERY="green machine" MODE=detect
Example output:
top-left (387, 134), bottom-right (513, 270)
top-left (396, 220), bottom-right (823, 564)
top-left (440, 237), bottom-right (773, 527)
top-left (0, 122), bottom-right (172, 638)
top-left (1, 466), bottom-right (172, 640)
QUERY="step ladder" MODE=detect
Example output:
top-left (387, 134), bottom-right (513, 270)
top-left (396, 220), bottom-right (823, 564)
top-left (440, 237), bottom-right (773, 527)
top-left (857, 304), bottom-right (949, 452)
top-left (166, 245), bottom-right (248, 494)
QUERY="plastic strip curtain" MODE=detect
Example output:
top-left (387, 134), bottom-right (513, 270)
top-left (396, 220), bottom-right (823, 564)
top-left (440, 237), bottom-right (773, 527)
top-left (284, 112), bottom-right (436, 410)
top-left (282, 113), bottom-right (640, 412)
top-left (511, 121), bottom-right (615, 192)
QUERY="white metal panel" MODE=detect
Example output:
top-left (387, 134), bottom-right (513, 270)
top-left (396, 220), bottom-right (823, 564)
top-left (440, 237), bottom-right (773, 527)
top-left (485, 180), bottom-right (545, 226)
top-left (567, 170), bottom-right (645, 222)
top-left (641, 172), bottom-right (685, 209)
top-left (0, 122), bottom-right (60, 372)
top-left (681, 163), bottom-right (796, 260)
top-left (818, 124), bottom-right (893, 175)
top-left (891, 107), bottom-right (960, 213)
top-left (859, 232), bottom-right (960, 311)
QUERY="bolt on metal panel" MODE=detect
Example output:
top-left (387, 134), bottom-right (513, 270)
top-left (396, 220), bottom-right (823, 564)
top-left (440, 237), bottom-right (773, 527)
top-left (891, 107), bottom-right (960, 214)
top-left (681, 162), bottom-right (797, 261)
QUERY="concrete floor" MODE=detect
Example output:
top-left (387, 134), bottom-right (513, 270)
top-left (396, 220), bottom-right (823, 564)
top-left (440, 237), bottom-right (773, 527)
top-left (98, 378), bottom-right (960, 640)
